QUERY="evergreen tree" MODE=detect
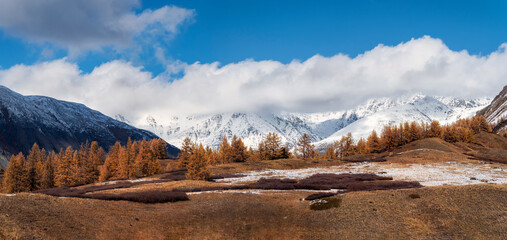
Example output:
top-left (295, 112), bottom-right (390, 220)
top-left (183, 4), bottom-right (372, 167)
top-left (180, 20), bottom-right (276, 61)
top-left (2, 153), bottom-right (29, 193)
top-left (402, 122), bottom-right (412, 144)
top-left (186, 144), bottom-right (210, 180)
top-left (219, 135), bottom-right (232, 163)
top-left (117, 140), bottom-right (131, 179)
top-left (128, 141), bottom-right (139, 178)
top-left (71, 150), bottom-right (84, 185)
top-left (135, 139), bottom-right (161, 177)
top-left (296, 133), bottom-right (314, 160)
top-left (150, 138), bottom-right (167, 159)
top-left (39, 152), bottom-right (55, 189)
top-left (409, 122), bottom-right (422, 142)
top-left (355, 138), bottom-right (369, 154)
top-left (178, 137), bottom-right (194, 168)
top-left (428, 120), bottom-right (443, 138)
top-left (367, 130), bottom-right (382, 153)
top-left (86, 141), bottom-right (105, 182)
top-left (25, 143), bottom-right (45, 191)
top-left (99, 142), bottom-right (121, 182)
top-left (55, 146), bottom-right (75, 186)
top-left (230, 135), bottom-right (248, 162)
top-left (341, 133), bottom-right (355, 158)
top-left (324, 145), bottom-right (336, 160)
top-left (205, 147), bottom-right (219, 165)
top-left (259, 132), bottom-right (283, 160)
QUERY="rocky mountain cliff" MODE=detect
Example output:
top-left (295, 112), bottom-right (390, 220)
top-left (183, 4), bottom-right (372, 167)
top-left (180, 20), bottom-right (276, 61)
top-left (477, 85), bottom-right (507, 132)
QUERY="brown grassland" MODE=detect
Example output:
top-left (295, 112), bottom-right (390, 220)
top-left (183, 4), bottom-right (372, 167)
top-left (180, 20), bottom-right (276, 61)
top-left (0, 132), bottom-right (506, 239)
top-left (0, 184), bottom-right (505, 239)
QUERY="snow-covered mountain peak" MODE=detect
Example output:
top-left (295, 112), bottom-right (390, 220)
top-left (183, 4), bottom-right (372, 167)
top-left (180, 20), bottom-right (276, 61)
top-left (139, 93), bottom-right (490, 149)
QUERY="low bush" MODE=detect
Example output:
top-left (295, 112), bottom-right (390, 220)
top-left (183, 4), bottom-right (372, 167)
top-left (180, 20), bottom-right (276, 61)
top-left (408, 193), bottom-right (421, 199)
top-left (176, 173), bottom-right (422, 194)
top-left (86, 191), bottom-right (189, 203)
top-left (208, 173), bottom-right (247, 181)
top-left (305, 192), bottom-right (336, 201)
top-left (248, 178), bottom-right (298, 190)
top-left (309, 197), bottom-right (341, 211)
top-left (342, 154), bottom-right (387, 162)
top-left (295, 173), bottom-right (393, 190)
top-left (347, 181), bottom-right (422, 192)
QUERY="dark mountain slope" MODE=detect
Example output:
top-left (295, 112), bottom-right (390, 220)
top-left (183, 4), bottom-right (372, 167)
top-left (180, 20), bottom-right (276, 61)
top-left (477, 85), bottom-right (507, 132)
top-left (0, 86), bottom-right (179, 167)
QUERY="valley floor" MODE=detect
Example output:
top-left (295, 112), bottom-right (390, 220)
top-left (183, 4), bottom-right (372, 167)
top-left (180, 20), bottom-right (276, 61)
top-left (1, 138), bottom-right (507, 240)
top-left (0, 184), bottom-right (505, 239)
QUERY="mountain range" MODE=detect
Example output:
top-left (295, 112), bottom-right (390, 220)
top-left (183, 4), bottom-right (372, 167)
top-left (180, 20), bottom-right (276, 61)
top-left (139, 93), bottom-right (491, 149)
top-left (0, 86), bottom-right (179, 168)
top-left (1, 83), bottom-right (503, 169)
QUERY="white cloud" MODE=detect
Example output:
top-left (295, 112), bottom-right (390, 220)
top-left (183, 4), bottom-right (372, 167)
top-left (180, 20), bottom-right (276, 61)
top-left (0, 36), bottom-right (506, 126)
top-left (0, 0), bottom-right (194, 53)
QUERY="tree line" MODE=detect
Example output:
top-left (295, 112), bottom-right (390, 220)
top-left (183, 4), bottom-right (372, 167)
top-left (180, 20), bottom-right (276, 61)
top-left (323, 115), bottom-right (493, 159)
top-left (2, 138), bottom-right (167, 193)
top-left (1, 116), bottom-right (497, 191)
top-left (181, 116), bottom-right (495, 179)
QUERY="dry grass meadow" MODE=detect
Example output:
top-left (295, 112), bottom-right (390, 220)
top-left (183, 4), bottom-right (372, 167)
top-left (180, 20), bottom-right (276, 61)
top-left (1, 133), bottom-right (506, 239)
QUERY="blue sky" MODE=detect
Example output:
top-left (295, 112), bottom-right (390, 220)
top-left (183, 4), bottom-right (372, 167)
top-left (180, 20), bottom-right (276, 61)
top-left (0, 0), bottom-right (506, 122)
top-left (0, 0), bottom-right (506, 75)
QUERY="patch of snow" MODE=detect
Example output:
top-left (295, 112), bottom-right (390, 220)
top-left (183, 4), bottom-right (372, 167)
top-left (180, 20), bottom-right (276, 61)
top-left (187, 189), bottom-right (340, 195)
top-left (216, 162), bottom-right (507, 187)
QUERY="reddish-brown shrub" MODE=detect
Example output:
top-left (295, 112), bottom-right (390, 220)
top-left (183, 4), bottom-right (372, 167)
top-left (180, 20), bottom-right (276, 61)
top-left (209, 173), bottom-right (247, 181)
top-left (85, 191), bottom-right (189, 203)
top-left (305, 192), bottom-right (336, 200)
top-left (347, 180), bottom-right (422, 192)
top-left (176, 173), bottom-right (420, 194)
top-left (295, 173), bottom-right (393, 190)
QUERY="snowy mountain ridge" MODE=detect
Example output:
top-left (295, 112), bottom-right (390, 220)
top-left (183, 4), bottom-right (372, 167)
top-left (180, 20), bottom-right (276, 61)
top-left (138, 93), bottom-right (490, 149)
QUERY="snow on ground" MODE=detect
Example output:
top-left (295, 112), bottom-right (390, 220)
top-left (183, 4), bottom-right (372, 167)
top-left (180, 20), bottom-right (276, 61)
top-left (216, 162), bottom-right (507, 187)
top-left (187, 189), bottom-right (340, 196)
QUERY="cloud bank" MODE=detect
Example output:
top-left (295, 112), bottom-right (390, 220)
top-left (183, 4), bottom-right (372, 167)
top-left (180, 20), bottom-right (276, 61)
top-left (0, 36), bottom-right (506, 125)
top-left (0, 0), bottom-right (194, 53)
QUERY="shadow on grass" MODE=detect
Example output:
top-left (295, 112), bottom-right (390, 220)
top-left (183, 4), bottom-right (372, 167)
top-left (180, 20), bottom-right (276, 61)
top-left (34, 179), bottom-right (188, 203)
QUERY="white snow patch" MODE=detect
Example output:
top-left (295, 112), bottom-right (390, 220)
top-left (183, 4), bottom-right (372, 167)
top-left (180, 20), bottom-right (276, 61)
top-left (187, 189), bottom-right (340, 195)
top-left (216, 162), bottom-right (507, 187)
